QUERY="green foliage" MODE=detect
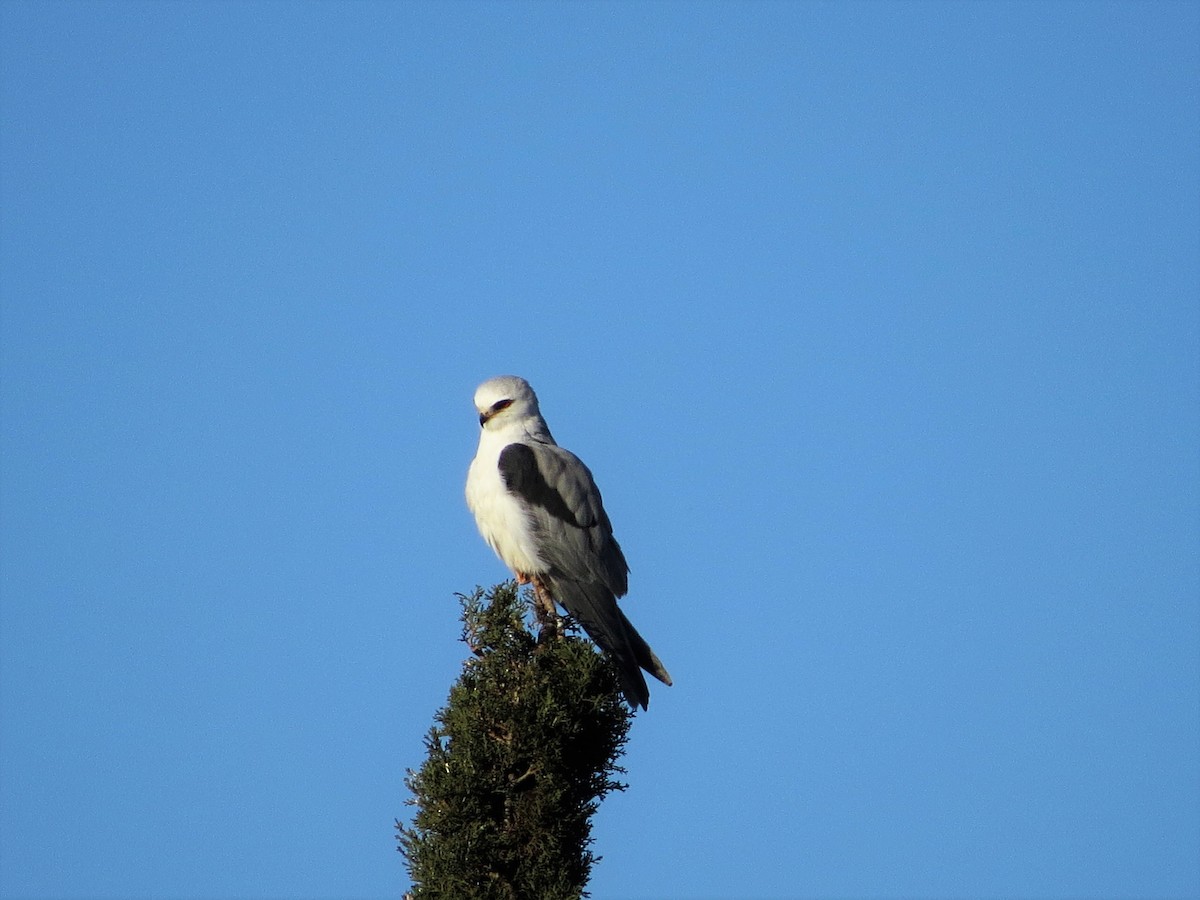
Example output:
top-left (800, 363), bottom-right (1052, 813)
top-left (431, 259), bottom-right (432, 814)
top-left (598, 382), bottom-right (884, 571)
top-left (398, 582), bottom-right (632, 900)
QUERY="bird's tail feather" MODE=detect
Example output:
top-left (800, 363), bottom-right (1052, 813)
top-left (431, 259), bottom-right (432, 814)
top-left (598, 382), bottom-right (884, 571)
top-left (617, 606), bottom-right (673, 688)
top-left (545, 575), bottom-right (671, 710)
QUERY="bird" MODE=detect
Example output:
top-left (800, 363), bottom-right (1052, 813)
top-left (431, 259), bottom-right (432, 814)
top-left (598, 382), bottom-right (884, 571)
top-left (465, 375), bottom-right (672, 710)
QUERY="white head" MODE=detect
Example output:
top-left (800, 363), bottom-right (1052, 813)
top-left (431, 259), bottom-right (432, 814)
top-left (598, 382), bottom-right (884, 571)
top-left (474, 375), bottom-right (545, 433)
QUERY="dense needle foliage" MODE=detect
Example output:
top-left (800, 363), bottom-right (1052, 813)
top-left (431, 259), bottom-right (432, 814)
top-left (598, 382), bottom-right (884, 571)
top-left (398, 582), bottom-right (632, 899)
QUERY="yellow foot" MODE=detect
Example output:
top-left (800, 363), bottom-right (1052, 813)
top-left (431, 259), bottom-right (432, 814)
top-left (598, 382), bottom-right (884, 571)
top-left (530, 576), bottom-right (562, 638)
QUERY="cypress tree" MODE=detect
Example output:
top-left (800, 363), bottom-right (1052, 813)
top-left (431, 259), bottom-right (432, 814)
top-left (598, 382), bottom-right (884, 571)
top-left (398, 581), bottom-right (632, 899)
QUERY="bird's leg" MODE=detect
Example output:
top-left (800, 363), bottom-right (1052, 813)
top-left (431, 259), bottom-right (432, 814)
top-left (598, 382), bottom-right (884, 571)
top-left (515, 571), bottom-right (531, 585)
top-left (531, 575), bottom-right (561, 641)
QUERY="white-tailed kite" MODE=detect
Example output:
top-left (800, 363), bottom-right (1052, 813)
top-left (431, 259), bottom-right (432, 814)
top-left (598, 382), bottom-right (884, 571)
top-left (465, 376), bottom-right (672, 710)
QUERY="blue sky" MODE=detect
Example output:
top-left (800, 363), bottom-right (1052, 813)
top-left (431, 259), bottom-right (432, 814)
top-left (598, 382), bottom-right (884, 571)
top-left (2, 2), bottom-right (1198, 898)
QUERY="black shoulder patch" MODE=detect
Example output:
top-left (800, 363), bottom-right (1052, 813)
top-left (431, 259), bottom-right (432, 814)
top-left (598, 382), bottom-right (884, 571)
top-left (498, 443), bottom-right (581, 527)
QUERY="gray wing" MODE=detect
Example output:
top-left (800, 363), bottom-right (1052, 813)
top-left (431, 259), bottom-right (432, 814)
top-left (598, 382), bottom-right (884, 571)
top-left (498, 440), bottom-right (671, 709)
top-left (497, 441), bottom-right (628, 596)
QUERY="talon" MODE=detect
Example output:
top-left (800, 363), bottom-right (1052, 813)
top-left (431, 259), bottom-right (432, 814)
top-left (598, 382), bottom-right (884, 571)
top-left (529, 577), bottom-right (562, 636)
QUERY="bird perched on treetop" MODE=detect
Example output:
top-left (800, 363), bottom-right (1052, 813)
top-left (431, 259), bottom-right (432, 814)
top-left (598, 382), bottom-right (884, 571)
top-left (465, 375), bottom-right (672, 710)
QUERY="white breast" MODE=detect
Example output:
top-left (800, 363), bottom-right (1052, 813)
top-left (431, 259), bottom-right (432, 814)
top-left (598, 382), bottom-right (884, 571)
top-left (466, 436), bottom-right (548, 577)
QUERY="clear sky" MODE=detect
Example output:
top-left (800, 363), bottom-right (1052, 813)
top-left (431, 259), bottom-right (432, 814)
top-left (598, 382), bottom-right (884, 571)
top-left (1, 2), bottom-right (1197, 898)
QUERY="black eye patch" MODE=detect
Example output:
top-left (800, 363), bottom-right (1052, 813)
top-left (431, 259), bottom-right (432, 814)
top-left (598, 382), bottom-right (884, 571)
top-left (492, 398), bottom-right (514, 413)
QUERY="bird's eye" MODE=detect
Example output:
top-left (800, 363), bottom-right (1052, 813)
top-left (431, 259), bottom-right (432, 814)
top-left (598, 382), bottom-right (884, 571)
top-left (492, 399), bottom-right (514, 412)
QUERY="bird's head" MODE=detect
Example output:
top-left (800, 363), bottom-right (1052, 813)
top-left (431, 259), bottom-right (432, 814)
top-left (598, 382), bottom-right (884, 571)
top-left (474, 375), bottom-right (542, 430)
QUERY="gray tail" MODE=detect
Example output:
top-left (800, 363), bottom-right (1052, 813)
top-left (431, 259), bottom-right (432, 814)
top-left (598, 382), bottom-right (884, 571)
top-left (545, 575), bottom-right (672, 711)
